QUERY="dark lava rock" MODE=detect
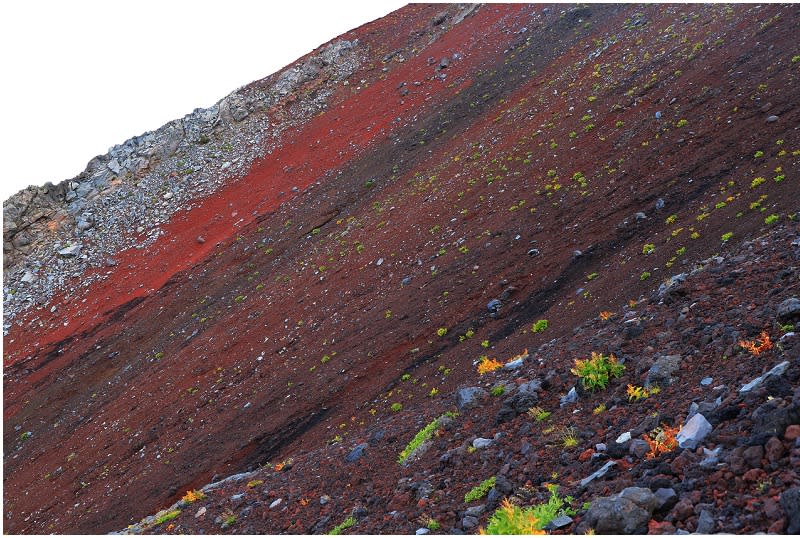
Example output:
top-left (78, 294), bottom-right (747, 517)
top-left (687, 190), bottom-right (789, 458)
top-left (645, 355), bottom-right (681, 388)
top-left (607, 441), bottom-right (629, 459)
top-left (544, 515), bottom-right (574, 530)
top-left (696, 509), bottom-right (715, 534)
top-left (345, 443), bottom-right (369, 463)
top-left (494, 475), bottom-right (513, 495)
top-left (749, 401), bottom-right (800, 444)
top-left (781, 487), bottom-right (800, 533)
top-left (496, 391), bottom-right (539, 424)
top-left (777, 297), bottom-right (800, 322)
top-left (629, 439), bottom-right (650, 459)
top-left (461, 515), bottom-right (479, 529)
top-left (653, 488), bottom-right (678, 514)
top-left (487, 299), bottom-right (502, 316)
top-left (581, 487), bottom-right (657, 534)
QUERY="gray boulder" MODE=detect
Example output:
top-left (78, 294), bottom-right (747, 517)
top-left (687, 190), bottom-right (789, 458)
top-left (456, 387), bottom-right (488, 411)
top-left (676, 413), bottom-right (712, 449)
top-left (645, 355), bottom-right (681, 388)
top-left (582, 487), bottom-right (657, 534)
top-left (777, 297), bottom-right (800, 323)
top-left (781, 487), bottom-right (800, 533)
top-left (739, 361), bottom-right (790, 393)
top-left (345, 443), bottom-right (368, 463)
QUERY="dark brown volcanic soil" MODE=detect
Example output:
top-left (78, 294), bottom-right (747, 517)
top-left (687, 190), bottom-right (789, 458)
top-left (4, 3), bottom-right (800, 534)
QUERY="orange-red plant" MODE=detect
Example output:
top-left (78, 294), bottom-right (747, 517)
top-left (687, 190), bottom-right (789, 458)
top-left (599, 310), bottom-right (615, 321)
top-left (478, 357), bottom-right (503, 375)
top-left (644, 424), bottom-right (681, 459)
top-left (739, 331), bottom-right (773, 355)
top-left (181, 489), bottom-right (206, 503)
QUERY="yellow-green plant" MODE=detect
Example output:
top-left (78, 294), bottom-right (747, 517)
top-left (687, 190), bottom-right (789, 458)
top-left (481, 499), bottom-right (545, 535)
top-left (531, 319), bottom-right (549, 333)
top-left (329, 516), bottom-right (356, 535)
top-left (571, 352), bottom-right (625, 391)
top-left (154, 510), bottom-right (181, 526)
top-left (560, 427), bottom-right (579, 448)
top-left (398, 412), bottom-right (456, 464)
top-left (527, 406), bottom-right (551, 422)
top-left (465, 476), bottom-right (496, 503)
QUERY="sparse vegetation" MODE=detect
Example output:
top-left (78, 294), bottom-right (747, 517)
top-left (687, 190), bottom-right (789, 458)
top-left (181, 490), bottom-right (205, 503)
top-left (490, 386), bottom-right (506, 396)
top-left (531, 319), bottom-right (549, 333)
top-left (571, 352), bottom-right (625, 391)
top-left (644, 424), bottom-right (681, 459)
top-left (154, 510), bottom-right (181, 526)
top-left (329, 515), bottom-right (356, 535)
top-left (739, 331), bottom-right (773, 355)
top-left (482, 499), bottom-right (545, 535)
top-left (398, 412), bottom-right (456, 464)
top-left (477, 357), bottom-right (503, 375)
top-left (465, 476), bottom-right (496, 503)
top-left (527, 406), bottom-right (551, 422)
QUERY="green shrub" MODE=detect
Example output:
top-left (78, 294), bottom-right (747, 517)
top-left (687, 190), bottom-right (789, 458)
top-left (154, 510), bottom-right (181, 526)
top-left (483, 500), bottom-right (543, 534)
top-left (329, 516), bottom-right (356, 535)
top-left (571, 352), bottom-right (625, 391)
top-left (465, 476), bottom-right (496, 503)
top-left (397, 412), bottom-right (456, 464)
top-left (482, 485), bottom-right (574, 534)
top-left (531, 319), bottom-right (549, 333)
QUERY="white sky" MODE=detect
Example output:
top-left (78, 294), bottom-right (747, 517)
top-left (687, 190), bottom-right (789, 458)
top-left (0, 0), bottom-right (407, 202)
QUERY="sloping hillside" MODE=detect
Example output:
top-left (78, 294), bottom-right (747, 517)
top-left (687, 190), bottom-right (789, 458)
top-left (3, 4), bottom-right (800, 534)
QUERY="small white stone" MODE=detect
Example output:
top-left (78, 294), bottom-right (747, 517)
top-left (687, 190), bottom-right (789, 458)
top-left (616, 431), bottom-right (632, 444)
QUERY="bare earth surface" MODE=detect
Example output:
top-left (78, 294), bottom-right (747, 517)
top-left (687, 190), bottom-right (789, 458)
top-left (4, 3), bottom-right (800, 534)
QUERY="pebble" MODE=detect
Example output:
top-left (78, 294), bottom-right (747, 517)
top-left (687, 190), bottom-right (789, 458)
top-left (461, 515), bottom-right (479, 529)
top-left (696, 509), bottom-right (715, 534)
top-left (677, 413), bottom-right (712, 449)
top-left (766, 115), bottom-right (779, 122)
top-left (700, 377), bottom-right (713, 386)
top-left (415, 528), bottom-right (430, 535)
top-left (616, 431), bottom-right (632, 444)
top-left (269, 498), bottom-right (282, 509)
top-left (629, 439), bottom-right (651, 459)
top-left (785, 425), bottom-right (800, 442)
top-left (464, 505), bottom-right (485, 517)
top-left (472, 437), bottom-right (493, 449)
top-left (560, 387), bottom-right (578, 407)
top-left (579, 460), bottom-right (616, 487)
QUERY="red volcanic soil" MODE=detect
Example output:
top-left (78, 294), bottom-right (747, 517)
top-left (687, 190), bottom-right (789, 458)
top-left (4, 4), bottom-right (800, 534)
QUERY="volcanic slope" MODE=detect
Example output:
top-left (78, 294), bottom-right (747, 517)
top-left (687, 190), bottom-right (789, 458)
top-left (4, 3), bottom-right (800, 534)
